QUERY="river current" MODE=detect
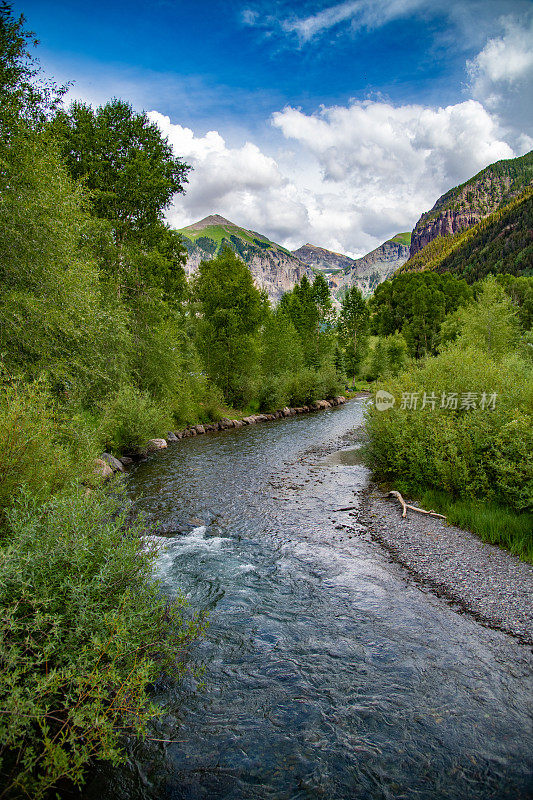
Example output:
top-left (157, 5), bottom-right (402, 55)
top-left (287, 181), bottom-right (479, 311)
top-left (82, 398), bottom-right (533, 800)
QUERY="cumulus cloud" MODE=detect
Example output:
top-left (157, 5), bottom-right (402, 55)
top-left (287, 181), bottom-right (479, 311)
top-left (467, 15), bottom-right (533, 142)
top-left (148, 112), bottom-right (311, 241)
top-left (150, 91), bottom-right (518, 258)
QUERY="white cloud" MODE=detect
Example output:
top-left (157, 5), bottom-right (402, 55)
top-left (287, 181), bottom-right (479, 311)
top-left (280, 0), bottom-right (426, 44)
top-left (150, 91), bottom-right (517, 258)
top-left (467, 15), bottom-right (533, 138)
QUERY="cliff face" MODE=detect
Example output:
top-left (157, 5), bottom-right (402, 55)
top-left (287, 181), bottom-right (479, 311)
top-left (178, 215), bottom-right (314, 304)
top-left (340, 239), bottom-right (411, 297)
top-left (295, 236), bottom-right (410, 298)
top-left (410, 151), bottom-right (533, 256)
top-left (292, 243), bottom-right (354, 271)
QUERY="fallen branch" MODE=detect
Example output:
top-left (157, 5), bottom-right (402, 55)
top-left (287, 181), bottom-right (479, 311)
top-left (333, 505), bottom-right (358, 512)
top-left (388, 491), bottom-right (446, 520)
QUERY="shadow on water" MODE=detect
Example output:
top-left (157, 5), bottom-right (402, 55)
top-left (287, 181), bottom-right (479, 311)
top-left (81, 399), bottom-right (533, 800)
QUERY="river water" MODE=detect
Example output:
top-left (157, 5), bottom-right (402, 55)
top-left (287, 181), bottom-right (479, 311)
top-left (83, 398), bottom-right (533, 800)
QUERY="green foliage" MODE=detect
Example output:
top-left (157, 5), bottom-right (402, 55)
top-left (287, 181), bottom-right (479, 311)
top-left (361, 333), bottom-right (409, 381)
top-left (337, 286), bottom-right (369, 380)
top-left (99, 385), bottom-right (173, 454)
top-left (280, 274), bottom-right (336, 370)
top-left (192, 247), bottom-right (267, 406)
top-left (365, 279), bottom-right (533, 556)
top-left (0, 487), bottom-right (204, 797)
top-left (401, 189), bottom-right (533, 281)
top-left (0, 381), bottom-right (96, 521)
top-left (440, 277), bottom-right (520, 357)
top-left (370, 271), bottom-right (472, 357)
top-left (260, 307), bottom-right (304, 377)
top-left (52, 99), bottom-right (190, 244)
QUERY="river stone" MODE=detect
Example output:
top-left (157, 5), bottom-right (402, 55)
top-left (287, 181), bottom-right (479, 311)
top-left (173, 431), bottom-right (183, 439)
top-left (94, 458), bottom-right (113, 479)
top-left (242, 416), bottom-right (256, 424)
top-left (146, 438), bottom-right (167, 452)
top-left (166, 432), bottom-right (179, 443)
top-left (101, 452), bottom-right (125, 472)
top-left (281, 407), bottom-right (291, 417)
top-left (195, 424), bottom-right (206, 435)
top-left (119, 455), bottom-right (133, 466)
top-left (233, 420), bottom-right (244, 428)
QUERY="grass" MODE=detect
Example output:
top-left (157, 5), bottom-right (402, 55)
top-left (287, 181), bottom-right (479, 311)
top-left (390, 232), bottom-right (412, 246)
top-left (391, 482), bottom-right (533, 562)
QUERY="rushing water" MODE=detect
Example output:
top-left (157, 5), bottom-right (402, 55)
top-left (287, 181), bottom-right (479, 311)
top-left (83, 399), bottom-right (533, 800)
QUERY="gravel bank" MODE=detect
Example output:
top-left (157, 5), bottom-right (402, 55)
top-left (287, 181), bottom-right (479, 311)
top-left (359, 484), bottom-right (533, 645)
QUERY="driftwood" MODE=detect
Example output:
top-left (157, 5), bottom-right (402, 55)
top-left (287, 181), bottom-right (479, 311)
top-left (388, 490), bottom-right (446, 520)
top-left (333, 505), bottom-right (358, 512)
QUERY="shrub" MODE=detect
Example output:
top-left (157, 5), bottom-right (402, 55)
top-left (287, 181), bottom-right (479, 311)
top-left (0, 381), bottom-right (95, 521)
top-left (100, 385), bottom-right (173, 453)
top-left (0, 487), bottom-right (204, 798)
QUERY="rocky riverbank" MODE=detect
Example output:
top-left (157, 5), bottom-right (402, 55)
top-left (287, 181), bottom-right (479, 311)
top-left (358, 484), bottom-right (533, 645)
top-left (95, 396), bottom-right (347, 477)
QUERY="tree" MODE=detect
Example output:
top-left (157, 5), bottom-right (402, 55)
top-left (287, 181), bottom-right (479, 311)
top-left (52, 99), bottom-right (190, 243)
top-left (51, 100), bottom-right (190, 301)
top-left (337, 286), bottom-right (369, 383)
top-left (311, 272), bottom-right (332, 322)
top-left (192, 248), bottom-right (267, 405)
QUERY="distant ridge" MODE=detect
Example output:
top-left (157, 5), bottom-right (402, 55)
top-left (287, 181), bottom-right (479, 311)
top-left (293, 234), bottom-right (411, 297)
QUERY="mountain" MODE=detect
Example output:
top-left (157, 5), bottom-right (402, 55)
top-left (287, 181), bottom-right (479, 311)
top-left (398, 188), bottom-right (533, 281)
top-left (294, 234), bottom-right (411, 298)
top-left (177, 214), bottom-right (313, 303)
top-left (292, 243), bottom-right (354, 272)
top-left (410, 151), bottom-right (533, 257)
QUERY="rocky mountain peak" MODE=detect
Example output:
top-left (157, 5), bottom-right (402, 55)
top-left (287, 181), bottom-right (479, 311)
top-left (186, 214), bottom-right (238, 231)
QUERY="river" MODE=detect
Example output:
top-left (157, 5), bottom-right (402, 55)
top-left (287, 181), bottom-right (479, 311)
top-left (82, 398), bottom-right (533, 800)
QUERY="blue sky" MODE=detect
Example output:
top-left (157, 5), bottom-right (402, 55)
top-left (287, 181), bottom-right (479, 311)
top-left (18, 0), bottom-right (533, 254)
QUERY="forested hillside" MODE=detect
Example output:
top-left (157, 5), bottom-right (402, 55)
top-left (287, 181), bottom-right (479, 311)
top-left (400, 189), bottom-right (532, 280)
top-left (410, 151), bottom-right (533, 255)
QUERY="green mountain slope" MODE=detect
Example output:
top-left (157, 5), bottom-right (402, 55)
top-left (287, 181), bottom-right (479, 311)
top-left (176, 215), bottom-right (312, 303)
top-left (398, 188), bottom-right (533, 281)
top-left (410, 151), bottom-right (533, 256)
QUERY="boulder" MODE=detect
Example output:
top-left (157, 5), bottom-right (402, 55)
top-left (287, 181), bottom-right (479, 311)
top-left (195, 424), bottom-right (206, 435)
top-left (218, 418), bottom-right (231, 429)
top-left (94, 458), bottom-right (113, 479)
top-left (335, 396), bottom-right (346, 404)
top-left (302, 406), bottom-right (310, 413)
top-left (233, 420), bottom-right (244, 428)
top-left (166, 432), bottom-right (179, 443)
top-left (119, 455), bottom-right (133, 466)
top-left (281, 407), bottom-right (291, 417)
top-left (146, 438), bottom-right (168, 452)
top-left (242, 416), bottom-right (257, 424)
top-left (101, 452), bottom-right (125, 473)
top-left (173, 431), bottom-right (183, 439)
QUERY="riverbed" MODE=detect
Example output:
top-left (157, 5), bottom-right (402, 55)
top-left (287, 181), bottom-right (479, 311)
top-left (82, 398), bottom-right (533, 800)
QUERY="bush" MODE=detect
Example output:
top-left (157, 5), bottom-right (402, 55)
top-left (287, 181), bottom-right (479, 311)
top-left (100, 385), bottom-right (173, 453)
top-left (0, 487), bottom-right (204, 798)
top-left (0, 381), bottom-right (95, 521)
top-left (364, 341), bottom-right (533, 556)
